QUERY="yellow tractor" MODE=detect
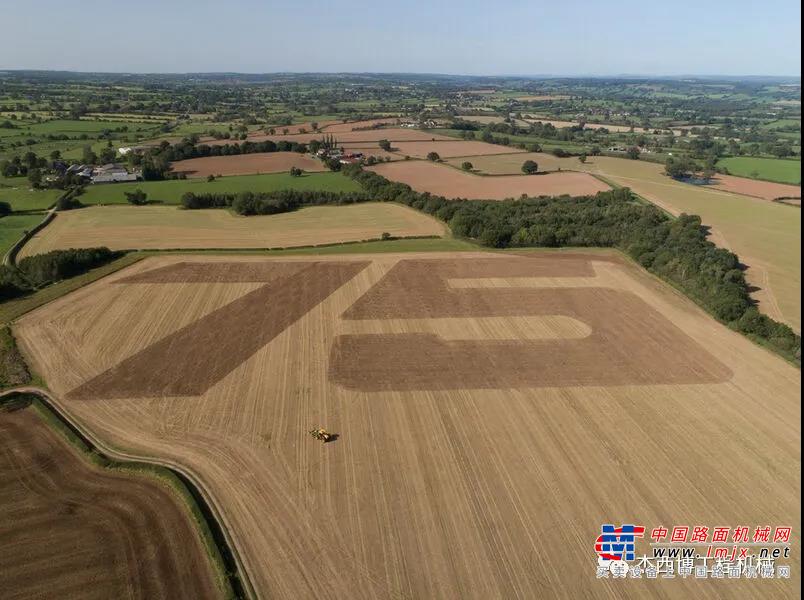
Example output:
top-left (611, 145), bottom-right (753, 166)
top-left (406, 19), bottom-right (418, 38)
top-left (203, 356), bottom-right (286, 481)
top-left (309, 428), bottom-right (335, 443)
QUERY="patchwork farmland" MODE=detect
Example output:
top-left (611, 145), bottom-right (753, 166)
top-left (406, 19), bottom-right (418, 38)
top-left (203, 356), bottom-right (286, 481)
top-left (14, 251), bottom-right (800, 599)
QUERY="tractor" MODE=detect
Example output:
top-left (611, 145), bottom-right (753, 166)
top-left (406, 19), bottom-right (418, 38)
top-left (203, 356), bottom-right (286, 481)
top-left (309, 428), bottom-right (335, 443)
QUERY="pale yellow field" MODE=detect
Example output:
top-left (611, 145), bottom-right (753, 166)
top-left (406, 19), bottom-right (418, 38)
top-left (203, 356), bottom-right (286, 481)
top-left (445, 154), bottom-right (802, 330)
top-left (14, 251), bottom-right (800, 600)
top-left (446, 152), bottom-right (572, 173)
top-left (19, 203), bottom-right (446, 255)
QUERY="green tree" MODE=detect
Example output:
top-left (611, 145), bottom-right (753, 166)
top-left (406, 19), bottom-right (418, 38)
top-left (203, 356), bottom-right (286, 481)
top-left (626, 146), bottom-right (641, 160)
top-left (461, 161), bottom-right (473, 171)
top-left (27, 168), bottom-right (42, 188)
top-left (378, 139), bottom-right (391, 152)
top-left (426, 152), bottom-right (441, 162)
top-left (99, 146), bottom-right (116, 164)
top-left (521, 160), bottom-right (538, 174)
top-left (124, 189), bottom-right (148, 205)
top-left (82, 145), bottom-right (98, 165)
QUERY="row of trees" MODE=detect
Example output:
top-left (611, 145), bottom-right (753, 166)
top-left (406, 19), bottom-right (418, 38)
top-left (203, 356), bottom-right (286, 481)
top-left (0, 248), bottom-right (122, 301)
top-left (180, 188), bottom-right (372, 214)
top-left (133, 138), bottom-right (311, 180)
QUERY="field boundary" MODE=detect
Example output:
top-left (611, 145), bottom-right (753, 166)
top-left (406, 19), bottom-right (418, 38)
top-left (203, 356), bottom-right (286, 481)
top-left (3, 209), bottom-right (56, 267)
top-left (0, 388), bottom-right (256, 600)
top-left (0, 253), bottom-right (145, 325)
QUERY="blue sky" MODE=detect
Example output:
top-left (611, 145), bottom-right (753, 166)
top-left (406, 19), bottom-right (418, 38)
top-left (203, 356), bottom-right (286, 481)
top-left (2, 0), bottom-right (800, 76)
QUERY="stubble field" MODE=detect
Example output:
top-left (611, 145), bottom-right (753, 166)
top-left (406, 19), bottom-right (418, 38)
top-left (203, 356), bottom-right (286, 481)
top-left (19, 203), bottom-right (445, 256)
top-left (205, 128), bottom-right (454, 146)
top-left (368, 160), bottom-right (611, 199)
top-left (0, 397), bottom-right (221, 600)
top-left (14, 250), bottom-right (800, 600)
top-left (389, 140), bottom-right (526, 158)
top-left (171, 152), bottom-right (326, 177)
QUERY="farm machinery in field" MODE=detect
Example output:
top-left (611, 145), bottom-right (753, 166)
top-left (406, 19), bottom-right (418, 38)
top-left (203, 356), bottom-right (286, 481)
top-left (309, 428), bottom-right (336, 443)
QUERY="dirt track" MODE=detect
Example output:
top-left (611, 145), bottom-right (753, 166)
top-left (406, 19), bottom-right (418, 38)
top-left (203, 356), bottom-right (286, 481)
top-left (0, 398), bottom-right (221, 600)
top-left (14, 251), bottom-right (800, 599)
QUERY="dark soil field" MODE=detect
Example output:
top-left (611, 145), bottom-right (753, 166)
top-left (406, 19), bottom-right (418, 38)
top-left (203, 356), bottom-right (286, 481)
top-left (0, 397), bottom-right (222, 600)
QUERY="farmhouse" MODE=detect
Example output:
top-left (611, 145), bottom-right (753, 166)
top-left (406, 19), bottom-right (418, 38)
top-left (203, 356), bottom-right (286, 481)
top-left (90, 163), bottom-right (139, 184)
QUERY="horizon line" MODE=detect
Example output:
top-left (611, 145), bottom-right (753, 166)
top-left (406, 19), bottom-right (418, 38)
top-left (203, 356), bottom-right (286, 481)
top-left (0, 68), bottom-right (801, 81)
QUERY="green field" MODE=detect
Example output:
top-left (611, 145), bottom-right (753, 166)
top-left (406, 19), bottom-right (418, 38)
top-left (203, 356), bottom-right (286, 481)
top-left (77, 172), bottom-right (362, 205)
top-left (0, 178), bottom-right (62, 212)
top-left (25, 119), bottom-right (160, 134)
top-left (717, 157), bottom-right (801, 185)
top-left (0, 213), bottom-right (44, 257)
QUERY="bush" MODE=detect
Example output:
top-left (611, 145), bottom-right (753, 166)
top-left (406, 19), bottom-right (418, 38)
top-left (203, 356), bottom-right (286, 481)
top-left (426, 152), bottom-right (441, 162)
top-left (124, 189), bottom-right (148, 205)
top-left (521, 160), bottom-right (538, 174)
top-left (461, 162), bottom-right (473, 171)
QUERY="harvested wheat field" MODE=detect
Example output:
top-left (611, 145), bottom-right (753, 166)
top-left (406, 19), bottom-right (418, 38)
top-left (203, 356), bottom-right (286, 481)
top-left (390, 140), bottom-right (526, 159)
top-left (320, 118), bottom-right (402, 132)
top-left (368, 160), bottom-right (610, 199)
top-left (261, 120), bottom-right (338, 135)
top-left (0, 396), bottom-right (221, 600)
top-left (458, 115), bottom-right (531, 127)
top-left (525, 118), bottom-right (637, 133)
top-left (205, 128), bottom-right (453, 146)
top-left (19, 203), bottom-right (445, 256)
top-left (171, 152), bottom-right (326, 177)
top-left (706, 174), bottom-right (801, 201)
top-left (446, 151), bottom-right (572, 174)
top-left (13, 250), bottom-right (800, 599)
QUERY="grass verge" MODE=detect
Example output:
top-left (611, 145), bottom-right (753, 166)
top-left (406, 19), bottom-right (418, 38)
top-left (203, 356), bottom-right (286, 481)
top-left (0, 326), bottom-right (31, 388)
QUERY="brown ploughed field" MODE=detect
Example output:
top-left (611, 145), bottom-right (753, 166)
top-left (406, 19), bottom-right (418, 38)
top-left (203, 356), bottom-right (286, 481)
top-left (707, 174), bottom-right (801, 201)
top-left (0, 398), bottom-right (221, 600)
top-left (171, 152), bottom-right (326, 177)
top-left (368, 160), bottom-right (610, 199)
top-left (15, 250), bottom-right (800, 600)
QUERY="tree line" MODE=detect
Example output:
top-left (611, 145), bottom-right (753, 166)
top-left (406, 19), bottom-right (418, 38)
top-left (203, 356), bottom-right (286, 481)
top-left (0, 248), bottom-right (122, 301)
top-left (181, 188), bottom-right (372, 215)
